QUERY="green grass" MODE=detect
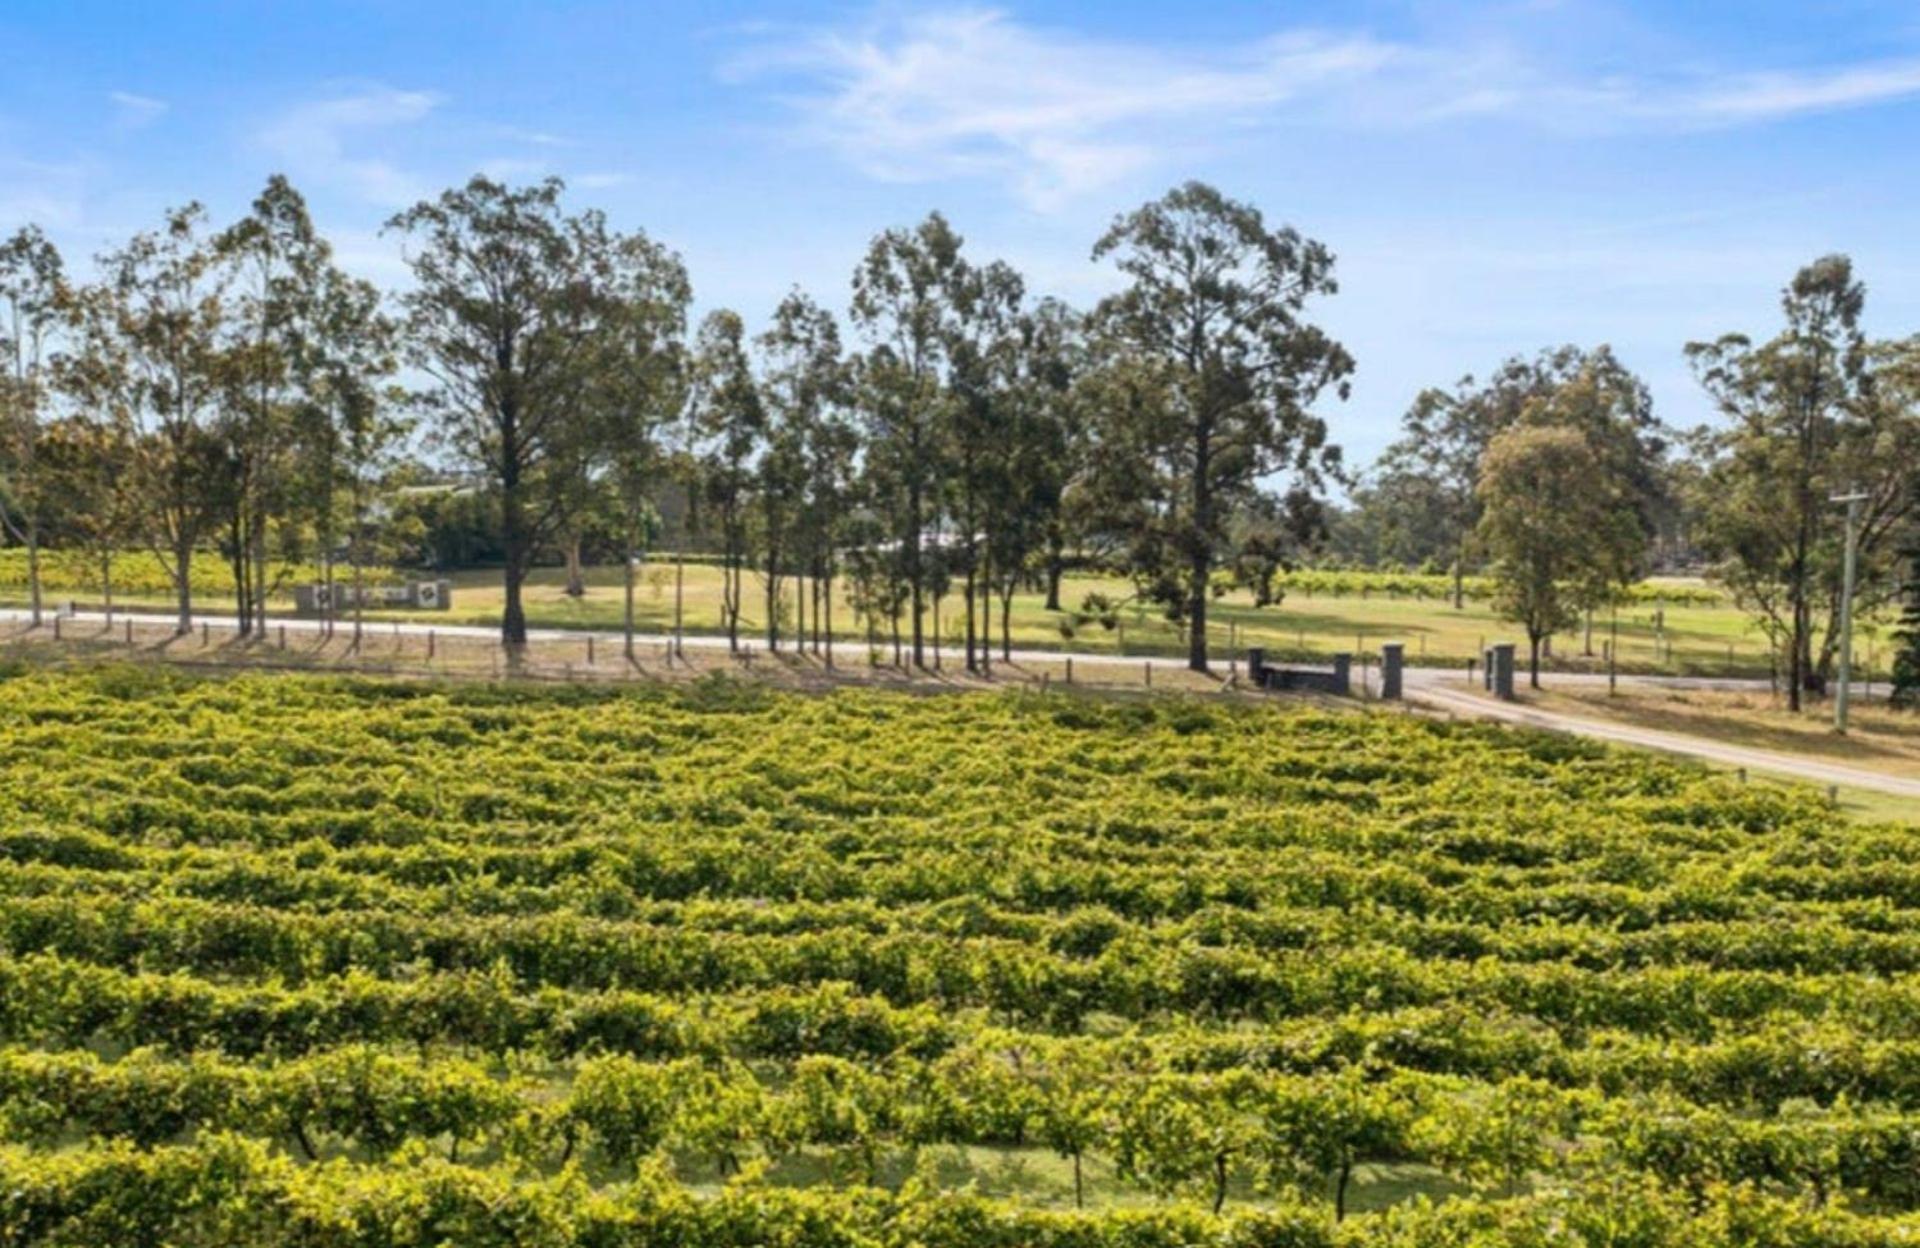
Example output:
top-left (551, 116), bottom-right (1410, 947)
top-left (21, 558), bottom-right (1899, 681)
top-left (363, 563), bottom-right (1882, 679)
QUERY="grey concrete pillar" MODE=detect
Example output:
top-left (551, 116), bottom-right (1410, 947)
top-left (1380, 643), bottom-right (1404, 700)
top-left (1491, 643), bottom-right (1517, 700)
top-left (1330, 653), bottom-right (1352, 696)
top-left (1246, 647), bottom-right (1267, 686)
top-left (1483, 647), bottom-right (1496, 691)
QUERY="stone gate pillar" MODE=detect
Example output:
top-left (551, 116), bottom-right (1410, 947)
top-left (1380, 643), bottom-right (1404, 700)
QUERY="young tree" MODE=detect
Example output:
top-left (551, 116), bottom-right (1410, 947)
top-left (65, 206), bottom-right (231, 633)
top-left (1087, 182), bottom-right (1352, 672)
top-left (387, 176), bottom-right (623, 649)
top-left (1478, 424), bottom-right (1645, 687)
top-left (0, 226), bottom-right (68, 627)
top-left (1688, 257), bottom-right (1877, 710)
top-left (36, 414), bottom-right (137, 618)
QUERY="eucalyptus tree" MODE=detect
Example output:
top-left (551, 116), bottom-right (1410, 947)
top-left (64, 205), bottom-right (231, 633)
top-left (1087, 182), bottom-right (1353, 673)
top-left (688, 309), bottom-right (763, 652)
top-left (757, 290), bottom-right (849, 657)
top-left (985, 297), bottom-right (1080, 659)
top-left (215, 176), bottom-right (333, 635)
top-left (1689, 257), bottom-right (1881, 706)
top-left (850, 212), bottom-right (969, 668)
top-left (939, 254), bottom-right (1024, 671)
top-left (0, 226), bottom-right (67, 627)
top-left (303, 264), bottom-right (404, 648)
top-left (387, 176), bottom-right (625, 648)
top-left (592, 233), bottom-right (690, 661)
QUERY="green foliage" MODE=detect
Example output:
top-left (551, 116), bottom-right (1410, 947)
top-left (1, 667), bottom-right (1918, 1242)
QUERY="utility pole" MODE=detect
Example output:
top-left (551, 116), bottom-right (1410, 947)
top-left (1832, 490), bottom-right (1869, 734)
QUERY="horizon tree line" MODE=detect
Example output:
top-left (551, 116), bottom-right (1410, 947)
top-left (2, 174), bottom-right (1915, 689)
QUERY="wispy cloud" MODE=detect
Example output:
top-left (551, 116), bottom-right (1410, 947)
top-left (726, 10), bottom-right (1409, 208)
top-left (1677, 58), bottom-right (1920, 121)
top-left (725, 8), bottom-right (1920, 208)
top-left (573, 171), bottom-right (633, 190)
top-left (108, 90), bottom-right (168, 131)
top-left (255, 86), bottom-right (441, 206)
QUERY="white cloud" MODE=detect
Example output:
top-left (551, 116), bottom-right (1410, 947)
top-left (256, 86), bottom-right (441, 207)
top-left (108, 91), bottom-right (168, 131)
top-left (1678, 59), bottom-right (1920, 122)
top-left (725, 8), bottom-right (1920, 207)
top-left (727, 10), bottom-right (1405, 208)
top-left (573, 171), bottom-right (633, 190)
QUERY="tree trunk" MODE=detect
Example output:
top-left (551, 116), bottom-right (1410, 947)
top-left (1189, 424), bottom-right (1213, 673)
top-left (1336, 1161), bottom-right (1351, 1222)
top-left (1045, 537), bottom-right (1064, 612)
top-left (1072, 1151), bottom-right (1083, 1209)
top-left (964, 565), bottom-right (978, 672)
top-left (1211, 1153), bottom-right (1228, 1214)
top-left (251, 509), bottom-right (269, 635)
top-left (624, 552), bottom-right (636, 661)
top-left (908, 482), bottom-right (924, 668)
top-left (766, 559), bottom-right (779, 652)
top-left (173, 542), bottom-right (193, 634)
top-left (673, 551), bottom-right (685, 661)
top-left (564, 533), bottom-right (586, 597)
top-left (25, 519), bottom-right (41, 627)
top-left (1001, 585), bottom-right (1013, 661)
top-left (1529, 632), bottom-right (1543, 689)
top-left (100, 552), bottom-right (113, 625)
top-left (823, 569), bottom-right (834, 670)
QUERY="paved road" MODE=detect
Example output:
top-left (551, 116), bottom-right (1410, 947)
top-left (8, 607), bottom-right (1261, 673)
top-left (1406, 677), bottom-right (1920, 801)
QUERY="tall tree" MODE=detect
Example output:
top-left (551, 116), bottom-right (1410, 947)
top-left (850, 213), bottom-right (967, 668)
top-left (65, 206), bottom-right (231, 633)
top-left (1478, 425), bottom-right (1645, 687)
top-left (592, 234), bottom-right (690, 662)
top-left (758, 290), bottom-right (849, 658)
top-left (1087, 182), bottom-right (1352, 672)
top-left (304, 265), bottom-right (404, 648)
top-left (1688, 257), bottom-right (1885, 710)
top-left (941, 254), bottom-right (1024, 671)
top-left (387, 176), bottom-right (621, 648)
top-left (688, 309), bottom-right (763, 653)
top-left (0, 226), bottom-right (68, 626)
top-left (985, 297), bottom-right (1080, 659)
top-left (215, 176), bottom-right (331, 636)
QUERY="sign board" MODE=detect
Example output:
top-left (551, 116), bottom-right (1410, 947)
top-left (293, 580), bottom-right (453, 615)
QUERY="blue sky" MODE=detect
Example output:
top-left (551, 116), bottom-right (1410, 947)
top-left (3, 1), bottom-right (1918, 468)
